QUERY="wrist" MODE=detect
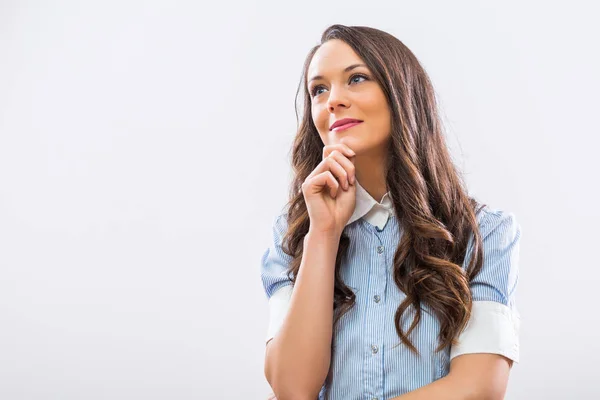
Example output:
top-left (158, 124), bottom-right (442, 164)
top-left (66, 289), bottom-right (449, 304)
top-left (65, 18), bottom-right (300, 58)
top-left (305, 228), bottom-right (342, 244)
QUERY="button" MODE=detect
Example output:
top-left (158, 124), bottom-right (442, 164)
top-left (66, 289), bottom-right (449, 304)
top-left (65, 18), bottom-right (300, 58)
top-left (376, 245), bottom-right (384, 254)
top-left (374, 295), bottom-right (380, 303)
top-left (371, 344), bottom-right (378, 354)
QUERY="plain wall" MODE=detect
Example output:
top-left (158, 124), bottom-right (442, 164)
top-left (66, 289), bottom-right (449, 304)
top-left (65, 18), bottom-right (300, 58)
top-left (1, 1), bottom-right (598, 399)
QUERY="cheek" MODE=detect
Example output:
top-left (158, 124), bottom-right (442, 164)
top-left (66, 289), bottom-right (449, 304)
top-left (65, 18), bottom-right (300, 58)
top-left (366, 95), bottom-right (391, 131)
top-left (377, 107), bottom-right (392, 131)
top-left (312, 105), bottom-right (328, 132)
top-left (361, 91), bottom-right (386, 113)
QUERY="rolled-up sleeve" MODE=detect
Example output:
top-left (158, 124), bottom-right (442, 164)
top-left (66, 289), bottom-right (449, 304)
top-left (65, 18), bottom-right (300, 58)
top-left (260, 214), bottom-right (294, 344)
top-left (450, 209), bottom-right (522, 363)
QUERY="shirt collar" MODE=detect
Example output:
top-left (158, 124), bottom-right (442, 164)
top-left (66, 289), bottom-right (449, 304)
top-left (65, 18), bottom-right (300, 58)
top-left (345, 180), bottom-right (394, 230)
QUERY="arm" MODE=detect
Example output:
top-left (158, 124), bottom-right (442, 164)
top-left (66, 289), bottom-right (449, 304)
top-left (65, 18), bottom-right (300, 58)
top-left (389, 353), bottom-right (512, 400)
top-left (391, 209), bottom-right (521, 400)
top-left (264, 229), bottom-right (340, 400)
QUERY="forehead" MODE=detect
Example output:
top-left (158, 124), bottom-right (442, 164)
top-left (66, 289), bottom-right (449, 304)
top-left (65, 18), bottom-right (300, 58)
top-left (307, 39), bottom-right (364, 78)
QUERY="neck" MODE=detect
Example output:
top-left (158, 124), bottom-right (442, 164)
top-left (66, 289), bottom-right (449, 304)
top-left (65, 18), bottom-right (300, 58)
top-left (354, 151), bottom-right (388, 203)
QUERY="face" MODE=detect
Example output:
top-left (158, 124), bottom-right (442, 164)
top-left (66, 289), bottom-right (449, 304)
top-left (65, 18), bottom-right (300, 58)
top-left (307, 39), bottom-right (391, 156)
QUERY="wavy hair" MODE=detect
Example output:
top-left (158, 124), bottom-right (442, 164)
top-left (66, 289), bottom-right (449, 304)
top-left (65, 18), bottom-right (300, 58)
top-left (279, 24), bottom-right (486, 354)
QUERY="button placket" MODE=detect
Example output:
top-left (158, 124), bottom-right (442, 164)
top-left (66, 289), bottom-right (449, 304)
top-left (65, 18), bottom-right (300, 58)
top-left (366, 227), bottom-right (385, 399)
top-left (371, 344), bottom-right (378, 354)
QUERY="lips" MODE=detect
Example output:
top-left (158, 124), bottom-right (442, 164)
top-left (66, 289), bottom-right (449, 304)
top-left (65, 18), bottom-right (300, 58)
top-left (332, 121), bottom-right (362, 133)
top-left (330, 118), bottom-right (363, 131)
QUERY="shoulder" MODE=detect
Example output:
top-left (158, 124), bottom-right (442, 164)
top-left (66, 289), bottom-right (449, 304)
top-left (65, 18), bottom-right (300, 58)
top-left (476, 205), bottom-right (521, 241)
top-left (271, 212), bottom-right (290, 236)
top-left (467, 205), bottom-right (522, 304)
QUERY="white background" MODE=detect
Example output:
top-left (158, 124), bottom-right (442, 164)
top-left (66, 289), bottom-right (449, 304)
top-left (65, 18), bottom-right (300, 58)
top-left (1, 1), bottom-right (598, 399)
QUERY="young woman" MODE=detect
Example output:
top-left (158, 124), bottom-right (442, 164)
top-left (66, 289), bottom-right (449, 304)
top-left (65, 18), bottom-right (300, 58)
top-left (261, 24), bottom-right (521, 400)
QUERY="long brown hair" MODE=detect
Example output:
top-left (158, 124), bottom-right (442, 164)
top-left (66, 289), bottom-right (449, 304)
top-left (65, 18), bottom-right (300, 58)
top-left (280, 24), bottom-right (486, 354)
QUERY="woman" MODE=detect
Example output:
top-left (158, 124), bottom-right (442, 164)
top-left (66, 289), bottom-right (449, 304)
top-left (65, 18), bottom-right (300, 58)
top-left (261, 24), bottom-right (521, 400)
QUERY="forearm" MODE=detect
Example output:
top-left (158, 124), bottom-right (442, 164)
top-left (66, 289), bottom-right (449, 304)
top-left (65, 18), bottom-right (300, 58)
top-left (389, 374), bottom-right (480, 400)
top-left (265, 229), bottom-right (340, 400)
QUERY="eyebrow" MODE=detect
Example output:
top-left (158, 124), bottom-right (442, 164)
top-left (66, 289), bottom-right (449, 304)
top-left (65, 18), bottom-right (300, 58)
top-left (307, 63), bottom-right (368, 84)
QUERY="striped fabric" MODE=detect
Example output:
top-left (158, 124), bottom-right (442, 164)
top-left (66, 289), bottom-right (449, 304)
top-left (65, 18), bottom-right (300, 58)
top-left (260, 183), bottom-right (521, 399)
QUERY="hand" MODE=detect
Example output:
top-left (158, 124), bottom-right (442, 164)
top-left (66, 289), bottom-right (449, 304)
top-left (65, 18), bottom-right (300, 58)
top-left (302, 143), bottom-right (357, 236)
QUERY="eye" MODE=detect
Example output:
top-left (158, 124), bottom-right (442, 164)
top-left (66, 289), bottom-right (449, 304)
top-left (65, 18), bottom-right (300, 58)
top-left (310, 85), bottom-right (326, 97)
top-left (349, 73), bottom-right (368, 84)
top-left (310, 73), bottom-right (369, 98)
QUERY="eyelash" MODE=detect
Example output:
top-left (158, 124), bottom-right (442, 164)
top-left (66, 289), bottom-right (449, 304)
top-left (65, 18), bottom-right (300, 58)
top-left (310, 73), bottom-right (369, 97)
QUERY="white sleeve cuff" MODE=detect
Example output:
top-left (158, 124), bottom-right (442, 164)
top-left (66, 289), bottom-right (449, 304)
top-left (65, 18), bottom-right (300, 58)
top-left (265, 284), bottom-right (293, 344)
top-left (450, 300), bottom-right (521, 363)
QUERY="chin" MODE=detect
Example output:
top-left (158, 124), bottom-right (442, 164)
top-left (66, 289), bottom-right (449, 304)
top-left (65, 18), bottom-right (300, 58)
top-left (337, 136), bottom-right (361, 152)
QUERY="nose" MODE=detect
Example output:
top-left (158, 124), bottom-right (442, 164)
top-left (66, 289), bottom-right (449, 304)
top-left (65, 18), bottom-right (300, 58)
top-left (327, 85), bottom-right (350, 113)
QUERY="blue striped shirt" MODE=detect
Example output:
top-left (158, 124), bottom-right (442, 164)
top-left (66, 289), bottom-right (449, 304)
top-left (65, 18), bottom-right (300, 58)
top-left (260, 181), bottom-right (521, 399)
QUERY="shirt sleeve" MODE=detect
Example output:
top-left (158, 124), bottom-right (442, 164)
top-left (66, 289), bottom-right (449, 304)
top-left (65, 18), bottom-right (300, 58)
top-left (450, 208), bottom-right (522, 363)
top-left (260, 213), bottom-right (295, 345)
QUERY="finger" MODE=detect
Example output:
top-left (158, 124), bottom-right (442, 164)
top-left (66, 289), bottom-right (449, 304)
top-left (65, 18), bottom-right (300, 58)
top-left (306, 170), bottom-right (339, 198)
top-left (323, 171), bottom-right (340, 198)
top-left (306, 155), bottom-right (350, 190)
top-left (323, 143), bottom-right (355, 160)
top-left (325, 156), bottom-right (350, 190)
top-left (328, 150), bottom-right (356, 186)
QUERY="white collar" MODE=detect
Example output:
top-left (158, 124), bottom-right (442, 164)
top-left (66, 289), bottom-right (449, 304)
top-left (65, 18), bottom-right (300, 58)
top-left (345, 180), bottom-right (393, 230)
